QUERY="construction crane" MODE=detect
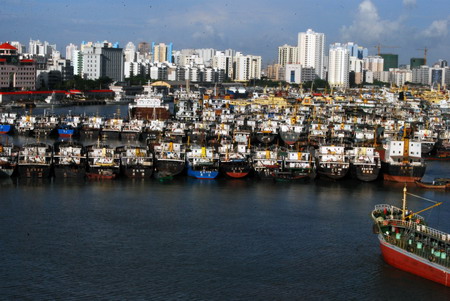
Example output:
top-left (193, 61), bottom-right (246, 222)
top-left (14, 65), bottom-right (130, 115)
top-left (373, 44), bottom-right (400, 56)
top-left (416, 47), bottom-right (428, 65)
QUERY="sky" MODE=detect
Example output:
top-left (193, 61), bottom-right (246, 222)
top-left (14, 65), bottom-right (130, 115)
top-left (1, 0), bottom-right (449, 66)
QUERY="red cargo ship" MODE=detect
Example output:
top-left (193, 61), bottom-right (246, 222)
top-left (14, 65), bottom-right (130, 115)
top-left (371, 186), bottom-right (450, 287)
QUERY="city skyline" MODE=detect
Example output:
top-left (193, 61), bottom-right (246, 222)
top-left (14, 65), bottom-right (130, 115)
top-left (1, 0), bottom-right (449, 65)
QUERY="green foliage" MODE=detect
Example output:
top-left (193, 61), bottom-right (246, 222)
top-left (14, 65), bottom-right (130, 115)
top-left (125, 74), bottom-right (151, 86)
top-left (59, 75), bottom-right (113, 90)
top-left (302, 79), bottom-right (330, 91)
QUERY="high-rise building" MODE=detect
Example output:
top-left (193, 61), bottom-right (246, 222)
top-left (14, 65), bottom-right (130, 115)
top-left (328, 43), bottom-right (350, 88)
top-left (151, 42), bottom-right (173, 63)
top-left (65, 43), bottom-right (78, 61)
top-left (213, 51), bottom-right (233, 79)
top-left (410, 58), bottom-right (425, 69)
top-left (363, 56), bottom-right (384, 72)
top-left (28, 39), bottom-right (56, 57)
top-left (298, 29), bottom-right (325, 79)
top-left (0, 42), bottom-right (36, 90)
top-left (278, 44), bottom-right (298, 67)
top-left (389, 69), bottom-right (412, 87)
top-left (412, 65), bottom-right (430, 85)
top-left (266, 64), bottom-right (284, 81)
top-left (138, 42), bottom-right (150, 56)
top-left (9, 41), bottom-right (25, 54)
top-left (345, 42), bottom-right (368, 59)
top-left (380, 54), bottom-right (398, 71)
top-left (124, 42), bottom-right (136, 62)
top-left (233, 52), bottom-right (261, 81)
top-left (81, 41), bottom-right (124, 81)
top-left (349, 56), bottom-right (364, 85)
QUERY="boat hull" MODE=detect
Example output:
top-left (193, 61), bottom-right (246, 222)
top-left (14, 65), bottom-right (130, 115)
top-left (86, 167), bottom-right (119, 179)
top-left (220, 161), bottom-right (252, 179)
top-left (0, 164), bottom-right (16, 177)
top-left (130, 108), bottom-right (171, 120)
top-left (54, 165), bottom-right (86, 178)
top-left (121, 166), bottom-right (153, 179)
top-left (379, 237), bottom-right (450, 287)
top-left (121, 132), bottom-right (141, 141)
top-left (381, 162), bottom-right (426, 183)
top-left (280, 131), bottom-right (300, 145)
top-left (350, 164), bottom-right (381, 182)
top-left (187, 165), bottom-right (219, 179)
top-left (154, 159), bottom-right (185, 177)
top-left (0, 124), bottom-right (12, 135)
top-left (100, 130), bottom-right (120, 140)
top-left (57, 128), bottom-right (77, 138)
top-left (18, 165), bottom-right (52, 178)
top-left (80, 128), bottom-right (100, 140)
top-left (317, 163), bottom-right (349, 180)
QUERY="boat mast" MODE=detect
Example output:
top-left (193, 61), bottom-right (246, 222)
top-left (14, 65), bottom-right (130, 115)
top-left (402, 184), bottom-right (407, 221)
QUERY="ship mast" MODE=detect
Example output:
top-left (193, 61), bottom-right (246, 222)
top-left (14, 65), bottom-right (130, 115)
top-left (402, 184), bottom-right (407, 220)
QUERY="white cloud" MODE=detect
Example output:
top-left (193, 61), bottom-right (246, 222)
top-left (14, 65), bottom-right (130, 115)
top-left (420, 19), bottom-right (449, 38)
top-left (340, 0), bottom-right (401, 44)
top-left (402, 0), bottom-right (416, 8)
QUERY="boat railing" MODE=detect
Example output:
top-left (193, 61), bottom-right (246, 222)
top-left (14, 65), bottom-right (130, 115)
top-left (374, 205), bottom-right (450, 242)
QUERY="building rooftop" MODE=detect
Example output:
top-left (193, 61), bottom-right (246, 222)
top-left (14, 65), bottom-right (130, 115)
top-left (0, 43), bottom-right (17, 50)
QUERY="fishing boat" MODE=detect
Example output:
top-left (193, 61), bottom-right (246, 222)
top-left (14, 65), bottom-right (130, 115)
top-left (315, 145), bottom-right (350, 180)
top-left (57, 114), bottom-right (81, 139)
top-left (0, 142), bottom-right (19, 177)
top-left (101, 116), bottom-right (123, 140)
top-left (79, 116), bottom-right (103, 140)
top-left (32, 114), bottom-right (59, 138)
top-left (348, 146), bottom-right (381, 182)
top-left (85, 143), bottom-right (120, 179)
top-left (117, 145), bottom-right (154, 179)
top-left (153, 140), bottom-right (186, 178)
top-left (219, 143), bottom-right (253, 179)
top-left (186, 145), bottom-right (220, 179)
top-left (53, 141), bottom-right (86, 178)
top-left (17, 142), bottom-right (53, 178)
top-left (0, 124), bottom-right (12, 135)
top-left (380, 134), bottom-right (426, 183)
top-left (0, 112), bottom-right (17, 135)
top-left (128, 93), bottom-right (171, 121)
top-left (252, 146), bottom-right (283, 180)
top-left (120, 119), bottom-right (144, 141)
top-left (371, 186), bottom-right (450, 287)
top-left (414, 180), bottom-right (447, 189)
top-left (273, 148), bottom-right (316, 182)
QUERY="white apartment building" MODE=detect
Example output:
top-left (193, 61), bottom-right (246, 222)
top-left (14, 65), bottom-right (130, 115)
top-left (28, 39), bottom-right (56, 57)
top-left (278, 44), bottom-right (298, 67)
top-left (65, 43), bottom-right (78, 61)
top-left (389, 68), bottom-right (412, 87)
top-left (80, 41), bottom-right (124, 81)
top-left (233, 52), bottom-right (261, 81)
top-left (349, 56), bottom-right (364, 84)
top-left (298, 29), bottom-right (325, 79)
top-left (328, 43), bottom-right (350, 88)
top-left (213, 51), bottom-right (233, 79)
top-left (124, 42), bottom-right (137, 62)
top-left (285, 64), bottom-right (302, 84)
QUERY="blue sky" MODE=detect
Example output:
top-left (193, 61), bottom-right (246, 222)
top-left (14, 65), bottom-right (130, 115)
top-left (1, 0), bottom-right (449, 65)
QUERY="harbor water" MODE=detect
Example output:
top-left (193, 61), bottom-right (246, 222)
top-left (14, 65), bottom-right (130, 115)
top-left (1, 162), bottom-right (450, 300)
top-left (2, 105), bottom-right (450, 299)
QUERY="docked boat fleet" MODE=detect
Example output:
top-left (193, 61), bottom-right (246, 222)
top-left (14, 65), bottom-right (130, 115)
top-left (1, 88), bottom-right (449, 181)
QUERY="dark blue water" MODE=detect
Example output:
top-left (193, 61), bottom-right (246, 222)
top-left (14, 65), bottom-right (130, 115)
top-left (1, 161), bottom-right (450, 300)
top-left (2, 105), bottom-right (450, 299)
